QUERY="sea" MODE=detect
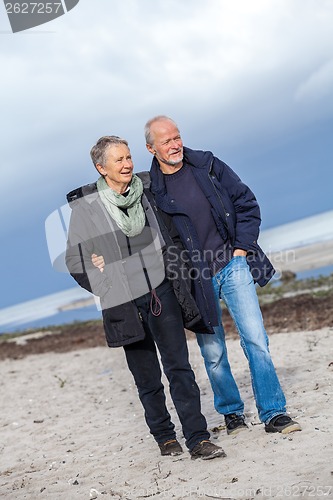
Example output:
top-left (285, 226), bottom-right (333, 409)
top-left (0, 288), bottom-right (101, 335)
top-left (1, 262), bottom-right (332, 336)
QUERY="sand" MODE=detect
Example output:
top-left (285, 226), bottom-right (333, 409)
top-left (269, 240), bottom-right (333, 274)
top-left (0, 328), bottom-right (332, 499)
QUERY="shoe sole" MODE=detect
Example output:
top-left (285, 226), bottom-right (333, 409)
top-left (280, 423), bottom-right (302, 434)
top-left (191, 449), bottom-right (227, 460)
top-left (266, 423), bottom-right (302, 434)
top-left (227, 425), bottom-right (248, 436)
top-left (161, 451), bottom-right (183, 456)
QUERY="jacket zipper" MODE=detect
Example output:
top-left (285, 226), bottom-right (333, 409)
top-left (208, 159), bottom-right (233, 243)
top-left (184, 219), bottom-right (211, 325)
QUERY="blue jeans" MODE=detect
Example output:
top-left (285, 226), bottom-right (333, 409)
top-left (196, 256), bottom-right (286, 424)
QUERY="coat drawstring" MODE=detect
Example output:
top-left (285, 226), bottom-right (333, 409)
top-left (150, 289), bottom-right (162, 316)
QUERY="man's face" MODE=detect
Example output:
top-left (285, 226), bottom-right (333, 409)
top-left (147, 120), bottom-right (183, 167)
top-left (97, 143), bottom-right (134, 192)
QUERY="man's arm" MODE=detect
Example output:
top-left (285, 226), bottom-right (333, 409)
top-left (213, 157), bottom-right (261, 252)
top-left (91, 253), bottom-right (105, 273)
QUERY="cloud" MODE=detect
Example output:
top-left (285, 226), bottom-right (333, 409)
top-left (1, 0), bottom-right (333, 310)
top-left (295, 59), bottom-right (333, 103)
top-left (1, 0), bottom-right (333, 216)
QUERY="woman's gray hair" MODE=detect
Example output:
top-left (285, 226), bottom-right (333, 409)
top-left (90, 135), bottom-right (128, 167)
top-left (144, 115), bottom-right (178, 146)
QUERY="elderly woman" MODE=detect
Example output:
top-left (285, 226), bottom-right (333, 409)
top-left (65, 135), bottom-right (225, 460)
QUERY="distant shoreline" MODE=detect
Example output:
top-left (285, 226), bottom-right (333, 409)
top-left (1, 267), bottom-right (332, 341)
top-left (1, 272), bottom-right (332, 360)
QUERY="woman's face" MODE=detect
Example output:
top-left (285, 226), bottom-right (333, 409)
top-left (97, 143), bottom-right (134, 193)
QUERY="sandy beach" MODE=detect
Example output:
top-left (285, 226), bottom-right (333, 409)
top-left (0, 326), bottom-right (332, 499)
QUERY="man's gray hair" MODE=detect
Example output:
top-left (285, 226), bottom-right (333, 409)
top-left (90, 135), bottom-right (128, 167)
top-left (144, 115), bottom-right (178, 146)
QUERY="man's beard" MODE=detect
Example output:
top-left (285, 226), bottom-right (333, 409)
top-left (157, 151), bottom-right (183, 166)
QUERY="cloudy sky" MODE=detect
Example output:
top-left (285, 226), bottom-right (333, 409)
top-left (1, 0), bottom-right (333, 309)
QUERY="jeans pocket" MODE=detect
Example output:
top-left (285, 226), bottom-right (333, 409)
top-left (231, 255), bottom-right (247, 266)
top-left (213, 266), bottom-right (224, 286)
top-left (226, 255), bottom-right (247, 271)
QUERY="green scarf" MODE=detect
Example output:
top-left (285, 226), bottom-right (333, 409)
top-left (97, 175), bottom-right (145, 237)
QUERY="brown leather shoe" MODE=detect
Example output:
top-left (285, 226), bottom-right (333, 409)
top-left (190, 440), bottom-right (226, 460)
top-left (158, 439), bottom-right (183, 456)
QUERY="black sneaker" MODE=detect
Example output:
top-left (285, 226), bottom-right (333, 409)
top-left (265, 415), bottom-right (302, 434)
top-left (190, 440), bottom-right (227, 460)
top-left (158, 439), bottom-right (183, 456)
top-left (225, 414), bottom-right (248, 435)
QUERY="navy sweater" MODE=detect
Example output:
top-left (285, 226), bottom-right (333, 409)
top-left (164, 163), bottom-right (233, 275)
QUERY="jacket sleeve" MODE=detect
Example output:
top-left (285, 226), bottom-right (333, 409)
top-left (214, 157), bottom-right (261, 251)
top-left (65, 209), bottom-right (113, 298)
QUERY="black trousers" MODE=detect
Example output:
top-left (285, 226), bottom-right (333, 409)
top-left (123, 281), bottom-right (209, 450)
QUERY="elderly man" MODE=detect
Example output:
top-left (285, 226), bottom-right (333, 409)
top-left (65, 135), bottom-right (226, 460)
top-left (145, 115), bottom-right (301, 435)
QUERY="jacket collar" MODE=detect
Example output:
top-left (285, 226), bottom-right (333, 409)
top-left (150, 156), bottom-right (167, 197)
top-left (136, 170), bottom-right (151, 189)
top-left (150, 146), bottom-right (214, 197)
top-left (183, 146), bottom-right (213, 170)
top-left (67, 182), bottom-right (99, 206)
top-left (67, 172), bottom-right (153, 207)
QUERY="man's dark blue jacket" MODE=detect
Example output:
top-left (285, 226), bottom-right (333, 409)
top-left (150, 146), bottom-right (275, 331)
